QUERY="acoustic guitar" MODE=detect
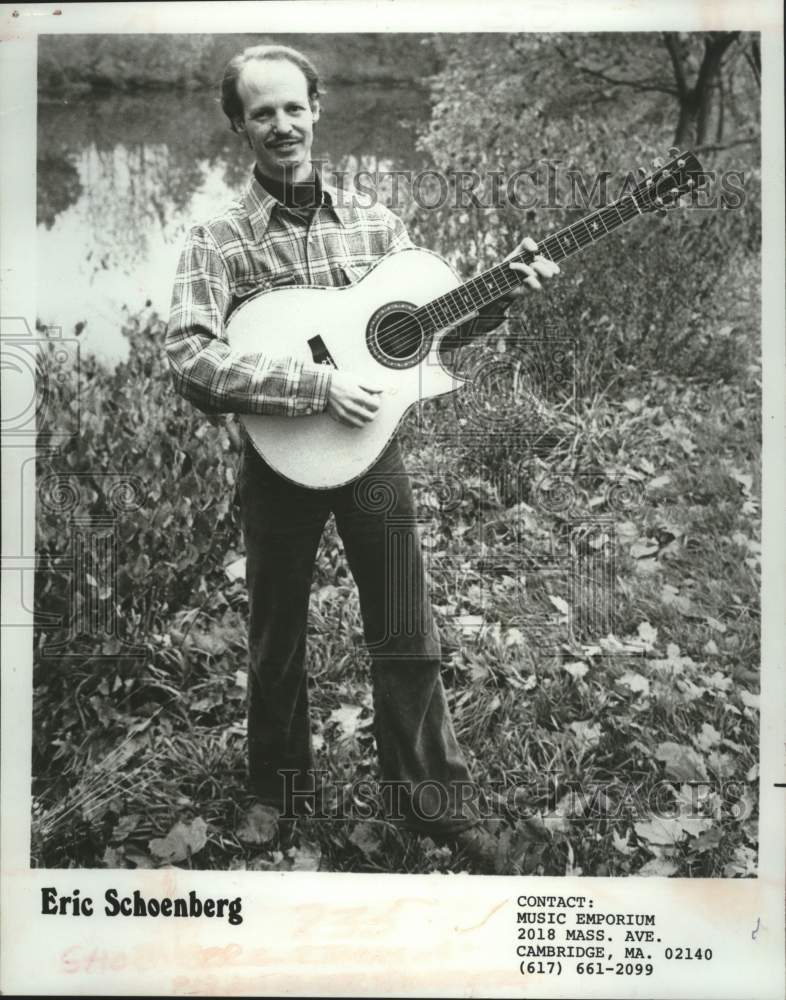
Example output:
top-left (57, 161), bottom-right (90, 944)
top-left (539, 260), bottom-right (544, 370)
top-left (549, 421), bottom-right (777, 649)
top-left (226, 150), bottom-right (703, 489)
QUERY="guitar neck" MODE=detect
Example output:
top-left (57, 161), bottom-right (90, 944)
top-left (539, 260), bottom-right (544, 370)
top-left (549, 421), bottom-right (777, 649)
top-left (416, 190), bottom-right (646, 335)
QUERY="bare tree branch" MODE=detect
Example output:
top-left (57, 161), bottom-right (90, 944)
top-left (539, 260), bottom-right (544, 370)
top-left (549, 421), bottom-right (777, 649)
top-left (694, 135), bottom-right (758, 153)
top-left (744, 38), bottom-right (761, 89)
top-left (553, 43), bottom-right (678, 96)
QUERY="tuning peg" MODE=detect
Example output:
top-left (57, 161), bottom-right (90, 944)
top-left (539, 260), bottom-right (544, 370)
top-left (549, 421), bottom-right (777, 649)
top-left (652, 156), bottom-right (664, 169)
top-left (637, 166), bottom-right (648, 178)
top-left (667, 146), bottom-right (681, 157)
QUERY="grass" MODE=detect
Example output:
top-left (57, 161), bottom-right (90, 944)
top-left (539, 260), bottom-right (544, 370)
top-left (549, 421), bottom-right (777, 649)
top-left (31, 354), bottom-right (761, 878)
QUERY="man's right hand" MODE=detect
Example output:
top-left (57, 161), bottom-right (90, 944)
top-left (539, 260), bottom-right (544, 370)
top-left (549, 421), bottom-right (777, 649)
top-left (326, 371), bottom-right (384, 428)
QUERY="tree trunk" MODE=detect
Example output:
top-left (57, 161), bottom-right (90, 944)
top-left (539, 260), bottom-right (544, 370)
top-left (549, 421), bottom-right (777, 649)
top-left (665, 32), bottom-right (739, 147)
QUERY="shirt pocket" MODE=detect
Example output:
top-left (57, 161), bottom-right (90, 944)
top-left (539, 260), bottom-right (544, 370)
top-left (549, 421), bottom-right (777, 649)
top-left (229, 273), bottom-right (303, 316)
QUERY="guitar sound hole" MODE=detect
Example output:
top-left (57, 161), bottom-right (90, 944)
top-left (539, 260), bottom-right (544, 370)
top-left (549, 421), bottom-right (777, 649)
top-left (367, 300), bottom-right (432, 370)
top-left (377, 310), bottom-right (422, 359)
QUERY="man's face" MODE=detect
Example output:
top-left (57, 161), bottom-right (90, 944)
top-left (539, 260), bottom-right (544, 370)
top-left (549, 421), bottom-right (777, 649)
top-left (236, 58), bottom-right (319, 183)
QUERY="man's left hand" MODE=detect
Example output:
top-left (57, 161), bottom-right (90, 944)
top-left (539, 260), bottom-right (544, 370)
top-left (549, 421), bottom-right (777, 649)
top-left (506, 235), bottom-right (560, 292)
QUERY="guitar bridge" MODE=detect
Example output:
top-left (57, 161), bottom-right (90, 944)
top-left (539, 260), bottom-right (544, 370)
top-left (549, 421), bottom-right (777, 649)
top-left (307, 335), bottom-right (337, 368)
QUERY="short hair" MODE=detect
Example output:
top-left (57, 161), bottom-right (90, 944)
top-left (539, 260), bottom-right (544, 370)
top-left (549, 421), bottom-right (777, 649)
top-left (220, 44), bottom-right (321, 133)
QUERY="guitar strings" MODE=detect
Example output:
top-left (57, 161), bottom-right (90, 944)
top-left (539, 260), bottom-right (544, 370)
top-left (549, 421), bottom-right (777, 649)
top-left (375, 190), bottom-right (651, 360)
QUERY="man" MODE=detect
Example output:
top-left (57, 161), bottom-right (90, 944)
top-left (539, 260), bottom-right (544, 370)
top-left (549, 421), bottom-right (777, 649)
top-left (166, 44), bottom-right (558, 871)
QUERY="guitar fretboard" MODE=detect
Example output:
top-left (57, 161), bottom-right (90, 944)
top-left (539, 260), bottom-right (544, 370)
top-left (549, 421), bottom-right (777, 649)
top-left (415, 190), bottom-right (645, 335)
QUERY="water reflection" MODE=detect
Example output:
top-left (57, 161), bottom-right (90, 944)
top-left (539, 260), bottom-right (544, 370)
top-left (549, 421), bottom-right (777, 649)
top-left (37, 85), bottom-right (428, 361)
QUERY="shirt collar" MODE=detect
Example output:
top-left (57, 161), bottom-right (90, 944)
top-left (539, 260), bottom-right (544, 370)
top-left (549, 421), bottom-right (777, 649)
top-left (242, 168), bottom-right (349, 235)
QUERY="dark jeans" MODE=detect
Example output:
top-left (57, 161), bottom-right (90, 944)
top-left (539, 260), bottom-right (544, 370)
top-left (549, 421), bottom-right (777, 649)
top-left (237, 434), bottom-right (479, 834)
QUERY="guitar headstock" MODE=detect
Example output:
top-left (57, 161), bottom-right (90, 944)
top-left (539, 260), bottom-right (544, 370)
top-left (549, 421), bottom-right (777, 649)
top-left (633, 148), bottom-right (705, 215)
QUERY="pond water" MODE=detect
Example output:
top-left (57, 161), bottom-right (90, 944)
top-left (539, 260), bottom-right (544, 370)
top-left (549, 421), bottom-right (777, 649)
top-left (37, 84), bottom-right (429, 363)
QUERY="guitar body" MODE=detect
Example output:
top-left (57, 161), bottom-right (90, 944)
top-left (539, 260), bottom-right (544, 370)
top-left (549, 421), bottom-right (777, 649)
top-left (222, 149), bottom-right (703, 489)
top-left (225, 247), bottom-right (466, 489)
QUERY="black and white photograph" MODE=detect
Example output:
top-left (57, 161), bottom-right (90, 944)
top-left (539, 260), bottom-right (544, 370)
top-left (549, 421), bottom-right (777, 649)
top-left (1, 2), bottom-right (784, 996)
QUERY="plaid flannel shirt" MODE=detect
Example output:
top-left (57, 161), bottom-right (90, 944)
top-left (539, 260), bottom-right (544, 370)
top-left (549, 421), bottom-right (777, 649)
top-left (166, 172), bottom-right (412, 418)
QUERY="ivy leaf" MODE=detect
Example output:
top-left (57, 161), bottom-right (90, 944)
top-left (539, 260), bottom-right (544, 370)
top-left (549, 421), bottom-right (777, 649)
top-left (149, 817), bottom-right (208, 864)
top-left (655, 741), bottom-right (709, 781)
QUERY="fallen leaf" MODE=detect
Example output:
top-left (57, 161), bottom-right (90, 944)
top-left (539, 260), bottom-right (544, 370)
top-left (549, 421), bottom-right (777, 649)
top-left (237, 803), bottom-right (279, 846)
top-left (660, 585), bottom-right (695, 616)
top-left (707, 670), bottom-right (733, 692)
top-left (637, 621), bottom-right (658, 648)
top-left (615, 520), bottom-right (639, 544)
top-left (705, 616), bottom-right (727, 634)
top-left (637, 857), bottom-right (678, 877)
top-left (707, 750), bottom-right (735, 777)
top-left (618, 672), bottom-right (650, 695)
top-left (635, 817), bottom-right (687, 847)
top-left (349, 824), bottom-right (384, 858)
top-left (740, 690), bottom-right (759, 710)
top-left (563, 661), bottom-right (589, 681)
top-left (290, 840), bottom-right (321, 871)
top-left (730, 470), bottom-right (753, 496)
top-left (149, 817), bottom-right (208, 864)
top-left (225, 556), bottom-right (246, 581)
top-left (548, 595), bottom-right (570, 616)
top-left (328, 704), bottom-right (364, 738)
top-left (612, 829), bottom-right (633, 855)
top-left (456, 614), bottom-right (484, 634)
top-left (110, 813), bottom-right (141, 843)
top-left (723, 845), bottom-right (757, 877)
top-left (694, 723), bottom-right (721, 752)
top-left (655, 742), bottom-right (708, 781)
top-left (570, 720), bottom-right (602, 749)
top-left (630, 538), bottom-right (659, 559)
top-left (102, 846), bottom-right (126, 868)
